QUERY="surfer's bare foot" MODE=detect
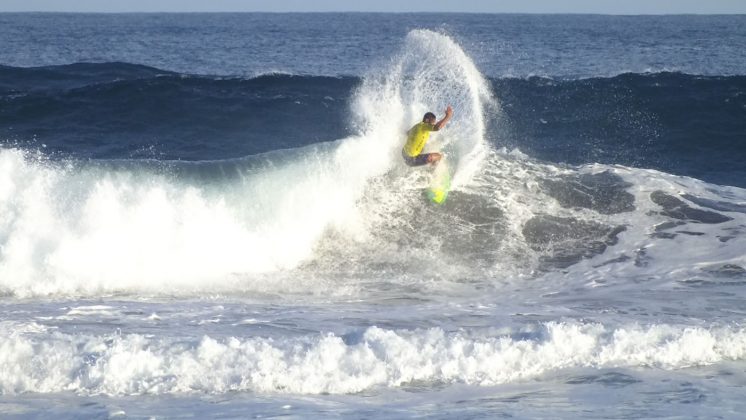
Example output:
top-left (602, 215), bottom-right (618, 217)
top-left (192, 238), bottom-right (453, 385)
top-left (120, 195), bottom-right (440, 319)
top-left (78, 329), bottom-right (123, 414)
top-left (428, 153), bottom-right (442, 165)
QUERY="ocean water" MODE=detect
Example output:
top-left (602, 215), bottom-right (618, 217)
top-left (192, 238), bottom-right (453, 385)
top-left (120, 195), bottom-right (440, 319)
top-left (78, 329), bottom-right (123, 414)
top-left (1, 13), bottom-right (746, 419)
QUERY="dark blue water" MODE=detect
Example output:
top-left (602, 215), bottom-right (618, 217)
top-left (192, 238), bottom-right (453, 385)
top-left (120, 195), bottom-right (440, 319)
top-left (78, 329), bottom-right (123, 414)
top-left (0, 64), bottom-right (356, 159)
top-left (494, 73), bottom-right (746, 187)
top-left (2, 14), bottom-right (745, 186)
top-left (3, 13), bottom-right (745, 78)
top-left (2, 67), bottom-right (745, 186)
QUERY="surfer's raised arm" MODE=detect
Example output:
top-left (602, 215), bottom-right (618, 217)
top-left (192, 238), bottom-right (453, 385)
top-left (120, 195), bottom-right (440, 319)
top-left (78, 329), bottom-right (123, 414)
top-left (433, 105), bottom-right (453, 131)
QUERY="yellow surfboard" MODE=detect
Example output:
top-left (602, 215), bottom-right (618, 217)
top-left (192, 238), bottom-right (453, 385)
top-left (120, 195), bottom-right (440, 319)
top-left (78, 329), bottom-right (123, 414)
top-left (426, 160), bottom-right (451, 204)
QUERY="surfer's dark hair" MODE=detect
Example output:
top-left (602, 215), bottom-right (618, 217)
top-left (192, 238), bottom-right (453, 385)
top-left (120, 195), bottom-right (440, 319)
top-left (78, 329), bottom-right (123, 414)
top-left (423, 112), bottom-right (436, 121)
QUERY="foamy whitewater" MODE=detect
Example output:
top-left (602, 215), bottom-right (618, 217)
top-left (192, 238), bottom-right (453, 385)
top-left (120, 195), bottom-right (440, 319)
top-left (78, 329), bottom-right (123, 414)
top-left (2, 14), bottom-right (746, 418)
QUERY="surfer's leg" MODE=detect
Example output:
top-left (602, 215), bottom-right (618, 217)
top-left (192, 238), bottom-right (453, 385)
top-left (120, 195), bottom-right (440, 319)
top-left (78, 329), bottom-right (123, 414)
top-left (403, 152), bottom-right (431, 167)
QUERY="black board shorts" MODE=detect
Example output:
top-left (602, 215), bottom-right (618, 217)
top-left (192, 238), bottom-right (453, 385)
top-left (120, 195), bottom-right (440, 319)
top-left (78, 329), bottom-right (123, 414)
top-left (402, 149), bottom-right (432, 167)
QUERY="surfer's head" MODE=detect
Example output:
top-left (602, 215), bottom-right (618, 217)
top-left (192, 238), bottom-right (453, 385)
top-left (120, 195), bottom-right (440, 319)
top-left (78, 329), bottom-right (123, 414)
top-left (423, 112), bottom-right (436, 124)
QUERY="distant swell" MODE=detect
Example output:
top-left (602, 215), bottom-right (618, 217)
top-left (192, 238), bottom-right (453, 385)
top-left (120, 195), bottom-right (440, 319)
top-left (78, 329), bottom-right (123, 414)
top-left (0, 63), bottom-right (357, 160)
top-left (493, 72), bottom-right (746, 187)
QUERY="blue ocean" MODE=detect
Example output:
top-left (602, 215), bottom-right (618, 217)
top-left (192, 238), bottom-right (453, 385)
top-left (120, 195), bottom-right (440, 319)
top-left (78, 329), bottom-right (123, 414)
top-left (1, 13), bottom-right (746, 418)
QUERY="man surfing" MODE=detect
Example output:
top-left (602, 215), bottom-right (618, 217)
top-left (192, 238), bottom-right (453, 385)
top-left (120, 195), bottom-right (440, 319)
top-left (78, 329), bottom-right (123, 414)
top-left (402, 106), bottom-right (453, 167)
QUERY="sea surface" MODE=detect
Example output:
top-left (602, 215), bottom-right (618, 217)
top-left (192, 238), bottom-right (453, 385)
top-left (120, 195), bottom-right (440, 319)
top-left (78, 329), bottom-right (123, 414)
top-left (1, 13), bottom-right (746, 419)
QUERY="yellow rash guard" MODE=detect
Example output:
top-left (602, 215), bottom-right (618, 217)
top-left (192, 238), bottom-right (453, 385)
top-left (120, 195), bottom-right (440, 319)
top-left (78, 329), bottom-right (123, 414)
top-left (402, 122), bottom-right (436, 157)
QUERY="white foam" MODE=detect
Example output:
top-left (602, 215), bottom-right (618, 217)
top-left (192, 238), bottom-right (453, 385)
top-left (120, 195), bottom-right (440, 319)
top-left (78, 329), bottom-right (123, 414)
top-left (1, 321), bottom-right (744, 396)
top-left (65, 305), bottom-right (117, 317)
top-left (0, 136), bottom-right (394, 297)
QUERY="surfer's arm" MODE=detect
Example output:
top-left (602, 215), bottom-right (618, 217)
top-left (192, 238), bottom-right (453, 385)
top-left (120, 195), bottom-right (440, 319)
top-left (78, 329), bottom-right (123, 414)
top-left (433, 105), bottom-right (453, 131)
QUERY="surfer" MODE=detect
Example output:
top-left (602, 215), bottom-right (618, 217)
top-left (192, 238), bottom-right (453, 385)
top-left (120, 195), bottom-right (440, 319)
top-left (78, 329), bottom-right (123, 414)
top-left (402, 106), bottom-right (453, 167)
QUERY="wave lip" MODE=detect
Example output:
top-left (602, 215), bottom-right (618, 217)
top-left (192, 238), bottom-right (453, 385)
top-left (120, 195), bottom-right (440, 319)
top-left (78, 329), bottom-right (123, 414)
top-left (1, 322), bottom-right (744, 396)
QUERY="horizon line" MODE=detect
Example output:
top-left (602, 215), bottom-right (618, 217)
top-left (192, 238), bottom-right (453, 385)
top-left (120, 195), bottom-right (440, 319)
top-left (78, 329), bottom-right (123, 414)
top-left (2, 10), bottom-right (746, 16)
